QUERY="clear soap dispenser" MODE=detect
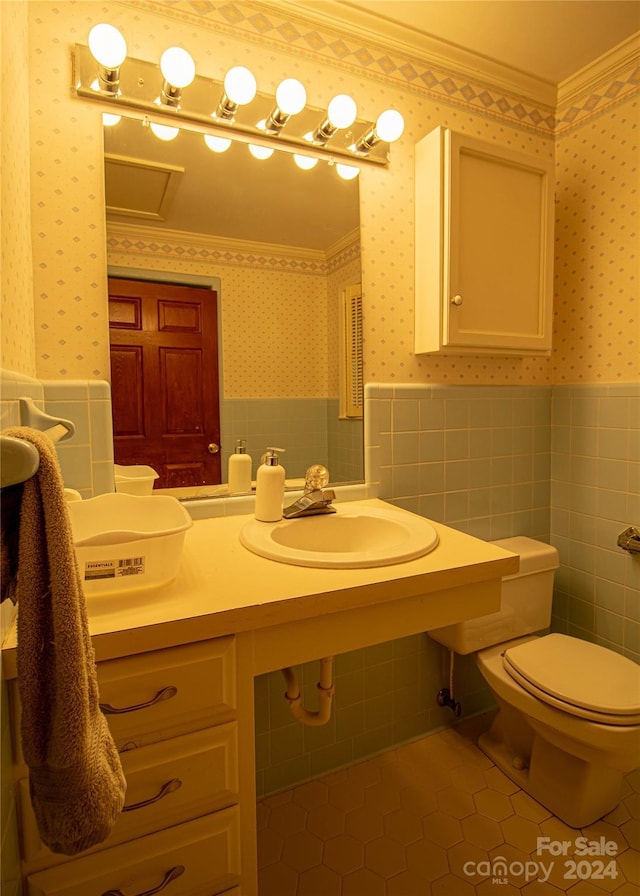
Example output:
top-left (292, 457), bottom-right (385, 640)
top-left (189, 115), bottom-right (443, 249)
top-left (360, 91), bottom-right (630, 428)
top-left (255, 447), bottom-right (286, 522)
top-left (228, 439), bottom-right (252, 494)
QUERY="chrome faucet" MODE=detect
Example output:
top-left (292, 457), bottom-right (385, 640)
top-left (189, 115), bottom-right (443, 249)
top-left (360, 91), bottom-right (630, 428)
top-left (283, 464), bottom-right (336, 518)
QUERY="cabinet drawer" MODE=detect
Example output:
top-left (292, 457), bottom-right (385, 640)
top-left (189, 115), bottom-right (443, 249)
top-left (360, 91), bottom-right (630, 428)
top-left (26, 809), bottom-right (241, 896)
top-left (97, 638), bottom-right (236, 750)
top-left (20, 724), bottom-right (239, 871)
top-left (12, 638), bottom-right (236, 769)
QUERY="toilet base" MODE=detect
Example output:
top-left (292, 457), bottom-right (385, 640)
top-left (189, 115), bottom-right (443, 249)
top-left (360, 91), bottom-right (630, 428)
top-left (479, 710), bottom-right (623, 828)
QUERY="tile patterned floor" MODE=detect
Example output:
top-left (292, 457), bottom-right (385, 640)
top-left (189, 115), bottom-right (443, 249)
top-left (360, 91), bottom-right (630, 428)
top-left (257, 715), bottom-right (640, 895)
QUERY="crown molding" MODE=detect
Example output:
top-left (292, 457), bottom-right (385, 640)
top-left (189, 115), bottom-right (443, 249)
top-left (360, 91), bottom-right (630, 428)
top-left (327, 227), bottom-right (359, 259)
top-left (106, 221), bottom-right (328, 266)
top-left (260, 0), bottom-right (557, 108)
top-left (557, 31), bottom-right (640, 108)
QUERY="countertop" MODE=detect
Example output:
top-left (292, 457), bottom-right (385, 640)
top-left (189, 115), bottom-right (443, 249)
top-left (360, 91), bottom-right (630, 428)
top-left (2, 499), bottom-right (519, 676)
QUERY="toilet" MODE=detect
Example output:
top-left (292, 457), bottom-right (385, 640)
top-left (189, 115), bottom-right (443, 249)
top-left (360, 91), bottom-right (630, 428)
top-left (429, 536), bottom-right (640, 828)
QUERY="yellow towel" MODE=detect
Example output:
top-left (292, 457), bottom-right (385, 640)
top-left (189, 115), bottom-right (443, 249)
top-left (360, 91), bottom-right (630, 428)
top-left (4, 426), bottom-right (126, 855)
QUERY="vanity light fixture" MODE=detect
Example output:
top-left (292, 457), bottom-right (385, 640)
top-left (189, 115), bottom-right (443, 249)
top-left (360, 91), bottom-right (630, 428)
top-left (75, 34), bottom-right (403, 168)
top-left (88, 24), bottom-right (127, 95)
top-left (265, 79), bottom-right (307, 134)
top-left (159, 47), bottom-right (196, 107)
top-left (354, 109), bottom-right (405, 154)
top-left (215, 66), bottom-right (257, 121)
top-left (312, 94), bottom-right (357, 145)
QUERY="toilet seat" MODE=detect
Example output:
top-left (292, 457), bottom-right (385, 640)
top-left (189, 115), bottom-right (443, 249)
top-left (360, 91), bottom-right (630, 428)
top-left (503, 633), bottom-right (640, 726)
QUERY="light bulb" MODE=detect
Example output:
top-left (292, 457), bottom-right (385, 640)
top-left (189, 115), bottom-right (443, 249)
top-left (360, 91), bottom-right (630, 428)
top-left (149, 114), bottom-right (180, 141)
top-left (249, 122), bottom-right (274, 159)
top-left (249, 143), bottom-right (274, 160)
top-left (102, 112), bottom-right (121, 127)
top-left (224, 66), bottom-right (257, 106)
top-left (327, 94), bottom-right (357, 129)
top-left (204, 134), bottom-right (231, 153)
top-left (376, 109), bottom-right (404, 143)
top-left (336, 163), bottom-right (359, 181)
top-left (160, 47), bottom-right (196, 88)
top-left (275, 79), bottom-right (306, 115)
top-left (294, 153), bottom-right (318, 170)
top-left (88, 24), bottom-right (127, 69)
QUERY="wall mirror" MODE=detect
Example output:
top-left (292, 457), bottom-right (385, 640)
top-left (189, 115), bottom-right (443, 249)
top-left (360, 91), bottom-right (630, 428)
top-left (103, 114), bottom-right (363, 495)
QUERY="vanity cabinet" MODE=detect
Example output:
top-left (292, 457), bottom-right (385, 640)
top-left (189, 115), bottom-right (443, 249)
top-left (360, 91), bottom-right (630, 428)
top-left (11, 636), bottom-right (242, 896)
top-left (414, 126), bottom-right (554, 355)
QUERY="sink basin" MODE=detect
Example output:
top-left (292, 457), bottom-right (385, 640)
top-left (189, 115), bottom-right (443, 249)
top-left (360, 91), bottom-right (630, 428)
top-left (240, 504), bottom-right (439, 568)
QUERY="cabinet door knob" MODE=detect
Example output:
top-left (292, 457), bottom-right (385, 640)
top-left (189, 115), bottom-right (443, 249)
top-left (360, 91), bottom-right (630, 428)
top-left (451, 294), bottom-right (463, 306)
top-left (208, 442), bottom-right (220, 454)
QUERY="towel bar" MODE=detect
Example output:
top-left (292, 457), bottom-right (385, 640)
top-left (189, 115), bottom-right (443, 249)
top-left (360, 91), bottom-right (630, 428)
top-left (617, 526), bottom-right (640, 555)
top-left (19, 397), bottom-right (76, 442)
top-left (1, 402), bottom-right (76, 488)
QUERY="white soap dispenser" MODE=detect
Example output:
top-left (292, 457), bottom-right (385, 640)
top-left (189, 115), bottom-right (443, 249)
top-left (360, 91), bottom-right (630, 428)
top-left (255, 447), bottom-right (286, 522)
top-left (228, 439), bottom-right (252, 494)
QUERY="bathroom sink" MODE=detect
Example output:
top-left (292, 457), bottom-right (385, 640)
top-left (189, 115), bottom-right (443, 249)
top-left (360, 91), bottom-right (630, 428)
top-left (240, 504), bottom-right (439, 568)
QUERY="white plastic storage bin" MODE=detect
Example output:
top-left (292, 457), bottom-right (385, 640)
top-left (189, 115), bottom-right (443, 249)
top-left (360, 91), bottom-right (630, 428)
top-left (68, 493), bottom-right (192, 595)
top-left (114, 464), bottom-right (159, 495)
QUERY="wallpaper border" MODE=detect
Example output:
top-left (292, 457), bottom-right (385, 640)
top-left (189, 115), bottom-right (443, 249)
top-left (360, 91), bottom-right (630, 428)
top-left (107, 222), bottom-right (360, 274)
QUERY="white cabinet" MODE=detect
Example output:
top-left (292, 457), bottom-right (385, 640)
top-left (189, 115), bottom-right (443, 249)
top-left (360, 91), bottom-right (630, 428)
top-left (415, 126), bottom-right (554, 355)
top-left (11, 637), bottom-right (242, 895)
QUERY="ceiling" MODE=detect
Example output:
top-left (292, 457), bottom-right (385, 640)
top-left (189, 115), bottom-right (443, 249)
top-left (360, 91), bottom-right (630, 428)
top-left (301, 0), bottom-right (639, 85)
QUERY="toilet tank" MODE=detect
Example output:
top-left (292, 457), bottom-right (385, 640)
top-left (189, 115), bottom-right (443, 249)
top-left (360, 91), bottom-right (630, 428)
top-left (429, 536), bottom-right (559, 654)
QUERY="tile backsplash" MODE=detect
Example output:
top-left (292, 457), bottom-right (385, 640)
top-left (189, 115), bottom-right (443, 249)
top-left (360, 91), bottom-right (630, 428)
top-left (366, 383), bottom-right (552, 542)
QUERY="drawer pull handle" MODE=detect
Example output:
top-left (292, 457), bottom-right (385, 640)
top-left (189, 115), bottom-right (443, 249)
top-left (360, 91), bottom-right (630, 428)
top-left (100, 686), bottom-right (178, 715)
top-left (101, 864), bottom-right (185, 896)
top-left (123, 778), bottom-right (182, 812)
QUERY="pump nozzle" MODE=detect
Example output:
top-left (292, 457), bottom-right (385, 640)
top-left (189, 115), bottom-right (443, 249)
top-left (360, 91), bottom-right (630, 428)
top-left (261, 447), bottom-right (285, 466)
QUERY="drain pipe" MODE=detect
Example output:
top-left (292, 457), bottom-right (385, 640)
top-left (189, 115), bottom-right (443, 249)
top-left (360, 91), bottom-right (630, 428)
top-left (436, 649), bottom-right (462, 717)
top-left (282, 657), bottom-right (335, 726)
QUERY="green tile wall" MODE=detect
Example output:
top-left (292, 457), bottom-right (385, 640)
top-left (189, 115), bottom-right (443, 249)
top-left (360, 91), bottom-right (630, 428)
top-left (550, 383), bottom-right (639, 662)
top-left (255, 635), bottom-right (491, 799)
top-left (367, 384), bottom-right (552, 542)
top-left (221, 397), bottom-right (363, 484)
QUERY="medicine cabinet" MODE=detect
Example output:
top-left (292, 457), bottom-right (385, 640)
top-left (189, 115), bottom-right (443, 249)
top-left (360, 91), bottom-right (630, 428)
top-left (415, 126), bottom-right (554, 355)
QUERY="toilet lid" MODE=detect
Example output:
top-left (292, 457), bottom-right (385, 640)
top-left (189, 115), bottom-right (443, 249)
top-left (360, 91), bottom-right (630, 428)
top-left (503, 634), bottom-right (640, 725)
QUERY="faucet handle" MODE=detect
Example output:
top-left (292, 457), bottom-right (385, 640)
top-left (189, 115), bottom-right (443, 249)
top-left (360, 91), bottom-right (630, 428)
top-left (305, 464), bottom-right (329, 492)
